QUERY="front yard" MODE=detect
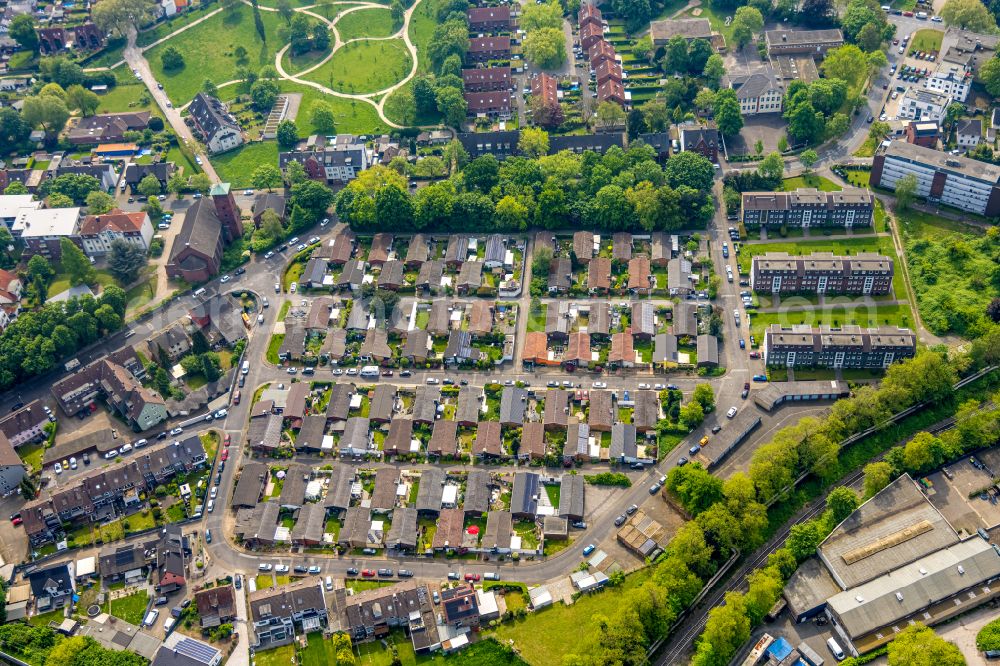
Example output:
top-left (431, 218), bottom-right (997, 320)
top-left (108, 590), bottom-right (149, 625)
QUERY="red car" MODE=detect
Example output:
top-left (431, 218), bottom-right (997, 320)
top-left (11, 517), bottom-right (22, 526)
top-left (749, 351), bottom-right (761, 359)
top-left (232, 391), bottom-right (241, 405)
top-left (223, 433), bottom-right (231, 448)
top-left (464, 573), bottom-right (480, 582)
top-left (221, 450), bottom-right (229, 461)
top-left (361, 569), bottom-right (376, 577)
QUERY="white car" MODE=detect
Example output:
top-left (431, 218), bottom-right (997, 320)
top-left (244, 189), bottom-right (254, 196)
top-left (426, 377), bottom-right (440, 385)
top-left (210, 486), bottom-right (218, 499)
top-left (727, 407), bottom-right (738, 418)
top-left (133, 439), bottom-right (147, 448)
top-left (346, 368), bottom-right (358, 375)
top-left (638, 383), bottom-right (650, 390)
top-left (275, 564), bottom-right (289, 573)
top-left (592, 381), bottom-right (607, 389)
top-left (104, 449), bottom-right (118, 459)
top-left (214, 408), bottom-right (228, 419)
top-left (264, 251), bottom-right (275, 259)
top-left (69, 457), bottom-right (77, 470)
top-left (157, 223), bottom-right (170, 230)
top-left (220, 275), bottom-right (231, 283)
top-left (258, 314), bottom-right (264, 323)
top-left (119, 443), bottom-right (133, 454)
top-left (274, 282), bottom-right (281, 293)
top-left (259, 563), bottom-right (272, 572)
top-left (54, 462), bottom-right (63, 474)
top-left (332, 368), bottom-right (343, 375)
top-left (308, 236), bottom-right (320, 244)
top-left (296, 243), bottom-right (306, 251)
top-left (169, 427), bottom-right (183, 435)
top-left (290, 282), bottom-right (297, 293)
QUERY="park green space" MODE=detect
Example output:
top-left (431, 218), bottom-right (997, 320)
top-left (736, 236), bottom-right (898, 276)
top-left (748, 302), bottom-right (915, 343)
top-left (281, 81), bottom-right (386, 133)
top-left (781, 174), bottom-right (841, 192)
top-left (136, 6), bottom-right (219, 47)
top-left (280, 46), bottom-right (331, 77)
top-left (212, 142), bottom-right (279, 187)
top-left (307, 2), bottom-right (367, 21)
top-left (382, 0), bottom-right (441, 124)
top-left (301, 39), bottom-right (411, 94)
top-left (909, 29), bottom-right (943, 54)
top-left (335, 7), bottom-right (397, 41)
top-left (146, 4), bottom-right (284, 104)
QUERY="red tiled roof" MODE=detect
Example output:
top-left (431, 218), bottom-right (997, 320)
top-left (79, 209), bottom-right (147, 235)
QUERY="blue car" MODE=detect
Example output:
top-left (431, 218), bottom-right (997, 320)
top-left (752, 374), bottom-right (768, 382)
top-left (739, 339), bottom-right (745, 349)
top-left (583, 544), bottom-right (596, 556)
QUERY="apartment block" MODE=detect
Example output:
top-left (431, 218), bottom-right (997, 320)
top-left (871, 140), bottom-right (1000, 216)
top-left (763, 324), bottom-right (916, 369)
top-left (740, 188), bottom-right (874, 228)
top-left (750, 252), bottom-right (893, 295)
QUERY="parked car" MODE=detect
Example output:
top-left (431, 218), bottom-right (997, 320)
top-left (346, 567), bottom-right (359, 576)
top-left (308, 566), bottom-right (321, 574)
top-left (378, 568), bottom-right (393, 577)
top-left (259, 563), bottom-right (273, 571)
top-left (448, 572), bottom-right (460, 580)
top-left (583, 544), bottom-right (596, 556)
top-left (727, 407), bottom-right (738, 418)
top-left (614, 513), bottom-right (628, 526)
top-left (275, 564), bottom-right (289, 573)
top-left (361, 569), bottom-right (376, 577)
top-left (464, 573), bottom-right (480, 581)
top-left (752, 374), bottom-right (768, 382)
top-left (169, 427), bottom-right (183, 435)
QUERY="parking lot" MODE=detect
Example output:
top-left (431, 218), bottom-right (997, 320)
top-left (924, 449), bottom-right (1000, 536)
top-left (877, 31), bottom-right (944, 122)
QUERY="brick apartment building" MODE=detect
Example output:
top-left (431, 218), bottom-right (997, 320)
top-left (763, 324), bottom-right (916, 369)
top-left (740, 188), bottom-right (874, 228)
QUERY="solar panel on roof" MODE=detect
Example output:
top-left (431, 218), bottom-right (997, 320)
top-left (174, 637), bottom-right (221, 664)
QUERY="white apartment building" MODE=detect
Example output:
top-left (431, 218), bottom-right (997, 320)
top-left (731, 73), bottom-right (784, 115)
top-left (924, 60), bottom-right (972, 102)
top-left (897, 88), bottom-right (951, 122)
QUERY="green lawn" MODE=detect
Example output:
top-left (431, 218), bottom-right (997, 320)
top-left (125, 275), bottom-right (157, 315)
top-left (253, 643), bottom-right (296, 666)
top-left (28, 608), bottom-right (64, 627)
top-left (280, 47), bottom-right (332, 77)
top-left (123, 508), bottom-right (157, 534)
top-left (489, 570), bottom-right (652, 665)
top-left (782, 174), bottom-right (842, 192)
top-left (211, 142), bottom-right (279, 187)
top-left (749, 303), bottom-right (915, 343)
top-left (909, 29), bottom-right (944, 54)
top-left (20, 442), bottom-right (45, 473)
top-left (95, 79), bottom-right (164, 121)
top-left (736, 236), bottom-right (898, 276)
top-left (335, 7), bottom-right (398, 41)
top-left (279, 81), bottom-right (386, 134)
top-left (108, 590), bottom-right (149, 625)
top-left (136, 6), bottom-right (220, 47)
top-left (300, 633), bottom-right (338, 666)
top-left (147, 4), bottom-right (283, 104)
top-left (255, 573), bottom-right (275, 590)
top-left (302, 39), bottom-right (411, 94)
top-left (896, 208), bottom-right (986, 240)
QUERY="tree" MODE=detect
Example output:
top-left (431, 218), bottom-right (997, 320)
top-left (21, 94), bottom-right (70, 134)
top-left (666, 464), bottom-right (723, 515)
top-left (856, 22), bottom-right (883, 52)
top-left (787, 520), bottom-right (825, 560)
top-left (0, 108), bottom-right (31, 149)
top-left (65, 84), bottom-right (100, 117)
top-left (275, 119), bottom-right (299, 150)
top-left (60, 238), bottom-right (96, 286)
top-left (276, 0), bottom-right (293, 24)
top-left (822, 44), bottom-right (868, 89)
top-left (92, 0), bottom-right (157, 37)
top-left (731, 6), bottom-right (764, 48)
top-left (703, 54), bottom-right (725, 88)
top-left (9, 15), bottom-right (39, 53)
top-left (44, 173), bottom-right (102, 204)
top-left (252, 164), bottom-right (283, 191)
top-left (38, 56), bottom-right (84, 88)
top-left (692, 384), bottom-right (715, 412)
top-left (888, 623), bottom-right (965, 666)
top-left (107, 238), bottom-right (148, 284)
top-left (530, 94), bottom-right (565, 128)
top-left (435, 86), bottom-right (467, 128)
top-left (664, 150), bottom-right (714, 191)
top-left (798, 149), bottom-right (818, 172)
top-left (786, 100), bottom-right (825, 144)
top-left (744, 567), bottom-right (783, 625)
top-left (249, 79), bottom-right (280, 112)
top-left (595, 101), bottom-right (626, 131)
top-left (679, 400), bottom-right (705, 429)
top-left (523, 28), bottom-right (567, 69)
top-left (85, 190), bottom-right (116, 214)
top-left (981, 56), bottom-right (1000, 97)
top-left (312, 22), bottom-right (331, 52)
top-left (160, 45), bottom-right (185, 71)
top-left (894, 173), bottom-right (918, 210)
top-left (521, 0), bottom-right (563, 30)
top-left (826, 486), bottom-right (859, 525)
top-left (309, 101), bottom-right (336, 134)
top-left (941, 0), bottom-right (997, 31)
top-left (390, 0), bottom-right (404, 26)
top-left (518, 127), bottom-right (549, 158)
top-left (662, 36), bottom-right (690, 74)
top-left (988, 297), bottom-right (1000, 323)
top-left (713, 88), bottom-right (744, 136)
top-left (285, 160), bottom-right (308, 186)
top-left (251, 209), bottom-right (285, 251)
top-left (696, 592), bottom-right (751, 665)
top-left (138, 174), bottom-right (162, 197)
top-left (27, 254), bottom-right (55, 299)
top-left (201, 78), bottom-right (219, 98)
top-left (412, 77), bottom-right (438, 115)
top-left (48, 193), bottom-right (74, 208)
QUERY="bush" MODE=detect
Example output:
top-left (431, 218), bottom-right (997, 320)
top-left (978, 617), bottom-right (1000, 652)
top-left (584, 472), bottom-right (632, 487)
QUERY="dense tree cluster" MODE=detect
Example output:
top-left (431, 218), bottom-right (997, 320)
top-left (0, 627), bottom-right (147, 666)
top-left (0, 284), bottom-right (127, 391)
top-left (335, 140), bottom-right (715, 232)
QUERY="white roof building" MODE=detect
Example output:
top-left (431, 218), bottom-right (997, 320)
top-left (0, 195), bottom-right (40, 224)
top-left (12, 206), bottom-right (81, 238)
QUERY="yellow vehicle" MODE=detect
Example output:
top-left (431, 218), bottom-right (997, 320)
top-left (699, 435), bottom-right (710, 446)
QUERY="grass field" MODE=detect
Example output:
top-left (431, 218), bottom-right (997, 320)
top-left (896, 208), bottom-right (986, 240)
top-left (489, 570), bottom-right (653, 665)
top-left (136, 7), bottom-right (219, 47)
top-left (782, 174), bottom-right (842, 192)
top-left (95, 80), bottom-right (165, 119)
top-left (300, 633), bottom-right (337, 666)
top-left (736, 236), bottom-right (898, 275)
top-left (212, 142), bottom-right (280, 187)
top-left (255, 573), bottom-right (275, 590)
top-left (281, 47), bottom-right (332, 77)
top-left (253, 644), bottom-right (295, 666)
top-left (279, 81), bottom-right (386, 134)
top-left (909, 28), bottom-right (944, 54)
top-left (303, 39), bottom-right (412, 94)
top-left (748, 302), bottom-right (915, 342)
top-left (335, 7), bottom-right (398, 41)
top-left (147, 4), bottom-right (283, 104)
top-left (108, 590), bottom-right (149, 625)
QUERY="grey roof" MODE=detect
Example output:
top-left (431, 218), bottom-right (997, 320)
top-left (413, 386), bottom-right (440, 423)
top-left (404, 234), bottom-right (430, 264)
top-left (415, 467), bottom-right (445, 513)
top-left (379, 259), bottom-right (405, 288)
top-left (296, 415), bottom-right (327, 452)
top-left (559, 474), bottom-right (585, 520)
top-left (754, 380), bottom-right (850, 411)
top-left (633, 391), bottom-right (659, 431)
top-left (457, 260), bottom-right (483, 290)
top-left (326, 383), bottom-right (355, 421)
top-left (385, 506), bottom-right (419, 550)
top-left (168, 197), bottom-right (222, 266)
top-left (445, 329), bottom-right (481, 363)
top-left (340, 417), bottom-right (371, 456)
top-left (673, 302), bottom-right (698, 337)
top-left (653, 333), bottom-right (678, 363)
top-left (371, 468), bottom-right (399, 511)
top-left (324, 464), bottom-right (354, 512)
top-left (456, 387), bottom-right (482, 425)
top-left (880, 140), bottom-right (1000, 184)
top-left (464, 469), bottom-right (492, 514)
top-left (543, 389), bottom-right (570, 428)
top-left (588, 390), bottom-right (614, 431)
top-left (610, 423), bottom-right (637, 460)
top-left (631, 302), bottom-right (655, 336)
top-left (234, 500), bottom-right (279, 543)
top-left (383, 418), bottom-right (414, 457)
top-left (428, 300), bottom-right (452, 335)
top-left (278, 463), bottom-right (310, 508)
top-left (483, 511), bottom-right (513, 550)
top-left (667, 257), bottom-right (692, 292)
top-left (189, 93), bottom-right (240, 142)
top-left (510, 472), bottom-right (539, 517)
top-left (485, 234), bottom-right (506, 264)
top-left (339, 506), bottom-right (371, 547)
top-left (819, 474), bottom-right (959, 590)
top-left (828, 538), bottom-right (1000, 640)
top-left (446, 235), bottom-right (469, 263)
top-left (549, 257), bottom-right (572, 291)
top-left (783, 555), bottom-right (843, 620)
top-left (697, 334), bottom-right (719, 366)
top-left (290, 502), bottom-right (325, 543)
top-left (346, 301), bottom-right (369, 330)
top-left (428, 419), bottom-right (459, 457)
top-left (731, 72), bottom-right (782, 100)
top-left (499, 387), bottom-right (527, 425)
top-left (565, 421), bottom-right (590, 459)
top-left (403, 329), bottom-right (430, 360)
top-left (369, 384), bottom-right (395, 422)
top-left (588, 302), bottom-right (610, 336)
top-left (416, 260), bottom-right (443, 289)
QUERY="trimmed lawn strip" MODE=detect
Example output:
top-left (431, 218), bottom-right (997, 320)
top-left (736, 236), bottom-right (897, 276)
top-left (781, 174), bottom-right (841, 192)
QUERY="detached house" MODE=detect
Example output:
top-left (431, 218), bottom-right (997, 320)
top-left (79, 209), bottom-right (153, 256)
top-left (249, 582), bottom-right (328, 649)
top-left (188, 93), bottom-right (244, 154)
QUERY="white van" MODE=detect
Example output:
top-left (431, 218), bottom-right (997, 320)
top-left (193, 287), bottom-right (207, 297)
top-left (325, 576), bottom-right (333, 591)
top-left (143, 609), bottom-right (160, 627)
top-left (359, 365), bottom-right (380, 378)
top-left (827, 637), bottom-right (845, 661)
